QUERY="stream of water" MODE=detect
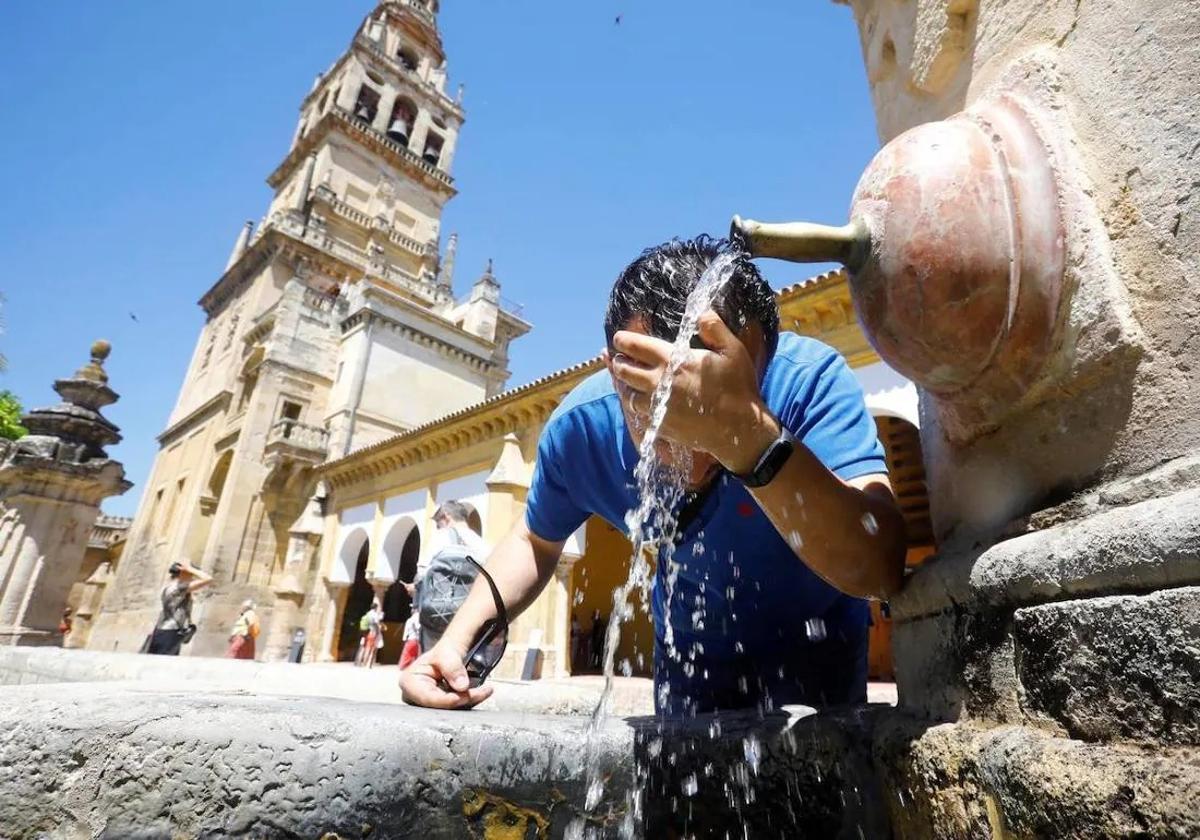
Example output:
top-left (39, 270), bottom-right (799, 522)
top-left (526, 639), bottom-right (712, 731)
top-left (575, 250), bottom-right (742, 836)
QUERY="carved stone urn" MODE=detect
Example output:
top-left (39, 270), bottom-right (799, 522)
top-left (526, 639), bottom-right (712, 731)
top-left (734, 93), bottom-right (1068, 443)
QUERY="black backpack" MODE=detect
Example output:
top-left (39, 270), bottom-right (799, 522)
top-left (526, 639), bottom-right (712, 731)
top-left (415, 529), bottom-right (481, 651)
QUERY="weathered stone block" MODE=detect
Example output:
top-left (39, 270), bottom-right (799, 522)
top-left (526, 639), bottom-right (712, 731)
top-left (1014, 587), bottom-right (1200, 745)
top-left (892, 610), bottom-right (1021, 724)
top-left (0, 684), bottom-right (635, 839)
top-left (893, 486), bottom-right (1200, 623)
top-left (874, 717), bottom-right (1200, 839)
top-left (978, 727), bottom-right (1200, 838)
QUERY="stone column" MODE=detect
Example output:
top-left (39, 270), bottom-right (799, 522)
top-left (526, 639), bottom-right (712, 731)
top-left (373, 88), bottom-right (395, 135)
top-left (291, 153), bottom-right (318, 214)
top-left (317, 579), bottom-right (349, 662)
top-left (407, 110), bottom-right (432, 159)
top-left (66, 559), bottom-right (112, 650)
top-left (261, 490), bottom-right (323, 661)
top-left (0, 341), bottom-right (130, 646)
top-left (550, 555), bottom-right (579, 679)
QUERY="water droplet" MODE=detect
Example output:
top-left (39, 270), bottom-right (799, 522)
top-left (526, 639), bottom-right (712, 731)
top-left (647, 737), bottom-right (662, 758)
top-left (681, 774), bottom-right (698, 797)
top-left (585, 778), bottom-right (605, 810)
top-left (805, 617), bottom-right (828, 643)
top-left (743, 736), bottom-right (762, 775)
top-left (861, 512), bottom-right (879, 535)
top-left (619, 658), bottom-right (632, 677)
top-left (788, 530), bottom-right (803, 550)
top-left (692, 541), bottom-right (705, 556)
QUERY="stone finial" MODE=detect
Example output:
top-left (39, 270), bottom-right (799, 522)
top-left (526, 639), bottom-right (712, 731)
top-left (75, 340), bottom-right (111, 385)
top-left (486, 433), bottom-right (530, 489)
top-left (437, 232), bottom-right (458, 291)
top-left (226, 220), bottom-right (255, 271)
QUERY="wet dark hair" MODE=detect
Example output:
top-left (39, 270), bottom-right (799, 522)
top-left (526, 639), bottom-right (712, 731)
top-left (168, 562), bottom-right (182, 578)
top-left (604, 235), bottom-right (779, 360)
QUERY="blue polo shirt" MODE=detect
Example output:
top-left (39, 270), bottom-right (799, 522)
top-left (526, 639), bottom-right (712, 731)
top-left (526, 333), bottom-right (886, 711)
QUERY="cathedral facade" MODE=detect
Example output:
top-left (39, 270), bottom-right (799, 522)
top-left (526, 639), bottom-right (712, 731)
top-left (87, 0), bottom-right (530, 657)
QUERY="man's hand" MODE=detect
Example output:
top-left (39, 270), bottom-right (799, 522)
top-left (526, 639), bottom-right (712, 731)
top-left (400, 639), bottom-right (494, 710)
top-left (608, 311), bottom-right (776, 473)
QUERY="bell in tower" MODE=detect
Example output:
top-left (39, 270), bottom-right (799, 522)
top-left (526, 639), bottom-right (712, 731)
top-left (386, 119), bottom-right (409, 146)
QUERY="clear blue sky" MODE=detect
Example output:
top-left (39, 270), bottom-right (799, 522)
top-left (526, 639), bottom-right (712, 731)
top-left (0, 2), bottom-right (880, 516)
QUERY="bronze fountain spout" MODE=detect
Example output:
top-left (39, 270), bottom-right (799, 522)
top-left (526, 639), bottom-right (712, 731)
top-left (731, 92), bottom-right (1069, 443)
top-left (730, 216), bottom-right (871, 274)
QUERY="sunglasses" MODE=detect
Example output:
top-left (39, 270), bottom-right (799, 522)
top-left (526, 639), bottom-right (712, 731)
top-left (460, 556), bottom-right (508, 688)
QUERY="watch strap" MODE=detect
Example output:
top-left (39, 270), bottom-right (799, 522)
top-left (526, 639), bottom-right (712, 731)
top-left (736, 425), bottom-right (797, 488)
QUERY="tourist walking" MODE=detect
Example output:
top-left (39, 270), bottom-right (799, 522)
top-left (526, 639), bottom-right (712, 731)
top-left (588, 609), bottom-right (607, 671)
top-left (57, 608), bottom-right (73, 643)
top-left (146, 561), bottom-right (212, 656)
top-left (226, 599), bottom-right (259, 660)
top-left (402, 235), bottom-right (905, 713)
top-left (570, 614), bottom-right (585, 673)
top-left (399, 611), bottom-right (421, 670)
top-left (361, 599), bottom-right (385, 669)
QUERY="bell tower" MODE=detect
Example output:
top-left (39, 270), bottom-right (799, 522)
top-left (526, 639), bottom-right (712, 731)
top-left (87, 0), bottom-right (530, 658)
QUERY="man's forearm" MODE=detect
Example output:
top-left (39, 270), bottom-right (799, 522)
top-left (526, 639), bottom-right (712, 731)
top-left (440, 520), bottom-right (564, 651)
top-left (730, 411), bottom-right (906, 600)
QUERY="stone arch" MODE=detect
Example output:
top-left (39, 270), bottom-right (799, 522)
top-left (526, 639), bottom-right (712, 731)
top-left (207, 450), bottom-right (232, 501)
top-left (333, 526), bottom-right (369, 585)
top-left (336, 537), bottom-right (374, 662)
top-left (381, 516), bottom-right (419, 582)
top-left (379, 526), bottom-right (421, 664)
top-left (386, 96), bottom-right (418, 146)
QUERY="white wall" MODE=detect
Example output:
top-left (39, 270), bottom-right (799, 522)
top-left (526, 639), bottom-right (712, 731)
top-left (853, 361), bottom-right (919, 426)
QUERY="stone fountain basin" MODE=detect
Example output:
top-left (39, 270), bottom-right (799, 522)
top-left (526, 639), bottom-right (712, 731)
top-left (2, 680), bottom-right (1196, 839)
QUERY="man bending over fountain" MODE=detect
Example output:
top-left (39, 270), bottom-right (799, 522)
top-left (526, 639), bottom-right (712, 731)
top-left (402, 235), bottom-right (906, 715)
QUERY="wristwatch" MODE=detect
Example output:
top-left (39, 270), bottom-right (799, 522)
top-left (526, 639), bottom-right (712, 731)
top-left (735, 425), bottom-right (797, 488)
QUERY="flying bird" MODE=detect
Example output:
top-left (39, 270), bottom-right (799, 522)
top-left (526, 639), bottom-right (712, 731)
top-left (615, 14), bottom-right (622, 25)
top-left (129, 312), bottom-right (139, 322)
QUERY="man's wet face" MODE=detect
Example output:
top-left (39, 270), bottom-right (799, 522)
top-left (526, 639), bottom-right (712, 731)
top-left (608, 315), bottom-right (768, 490)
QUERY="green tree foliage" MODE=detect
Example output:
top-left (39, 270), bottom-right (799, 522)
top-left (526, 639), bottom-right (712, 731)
top-left (0, 391), bottom-right (26, 440)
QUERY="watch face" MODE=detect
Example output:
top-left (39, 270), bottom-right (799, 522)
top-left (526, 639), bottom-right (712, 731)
top-left (743, 430), bottom-right (795, 488)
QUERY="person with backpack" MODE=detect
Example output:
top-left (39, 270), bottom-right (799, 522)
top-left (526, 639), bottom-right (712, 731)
top-left (411, 501), bottom-right (491, 654)
top-left (146, 561), bottom-right (212, 656)
top-left (226, 599), bottom-right (260, 660)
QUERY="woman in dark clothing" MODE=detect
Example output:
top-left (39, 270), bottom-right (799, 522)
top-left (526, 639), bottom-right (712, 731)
top-left (147, 561), bottom-right (213, 655)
